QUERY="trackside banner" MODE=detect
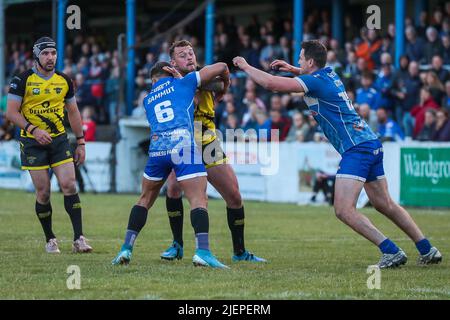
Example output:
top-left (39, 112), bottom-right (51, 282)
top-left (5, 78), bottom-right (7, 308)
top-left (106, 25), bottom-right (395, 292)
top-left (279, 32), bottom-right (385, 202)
top-left (400, 147), bottom-right (450, 207)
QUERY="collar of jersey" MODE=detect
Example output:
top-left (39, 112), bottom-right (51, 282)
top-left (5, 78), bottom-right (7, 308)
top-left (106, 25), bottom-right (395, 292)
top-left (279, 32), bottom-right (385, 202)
top-left (311, 66), bottom-right (332, 76)
top-left (32, 66), bottom-right (55, 81)
top-left (154, 76), bottom-right (173, 84)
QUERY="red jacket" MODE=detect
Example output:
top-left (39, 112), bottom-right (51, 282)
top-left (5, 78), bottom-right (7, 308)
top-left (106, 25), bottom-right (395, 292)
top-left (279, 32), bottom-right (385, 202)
top-left (271, 116), bottom-right (292, 141)
top-left (82, 120), bottom-right (97, 142)
top-left (411, 98), bottom-right (440, 138)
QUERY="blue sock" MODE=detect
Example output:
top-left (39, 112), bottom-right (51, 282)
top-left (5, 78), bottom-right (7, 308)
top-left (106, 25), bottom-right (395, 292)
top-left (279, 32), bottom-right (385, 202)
top-left (378, 238), bottom-right (400, 254)
top-left (195, 233), bottom-right (209, 251)
top-left (416, 238), bottom-right (432, 255)
top-left (123, 230), bottom-right (138, 249)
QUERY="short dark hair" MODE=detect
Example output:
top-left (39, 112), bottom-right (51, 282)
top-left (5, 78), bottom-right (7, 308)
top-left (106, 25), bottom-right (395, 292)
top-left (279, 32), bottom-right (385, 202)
top-left (169, 40), bottom-right (193, 58)
top-left (361, 71), bottom-right (374, 81)
top-left (150, 61), bottom-right (172, 79)
top-left (301, 40), bottom-right (327, 69)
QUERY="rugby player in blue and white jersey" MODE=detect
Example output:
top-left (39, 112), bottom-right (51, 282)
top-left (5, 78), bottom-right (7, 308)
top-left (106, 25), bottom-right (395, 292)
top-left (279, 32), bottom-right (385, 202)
top-left (233, 40), bottom-right (442, 268)
top-left (112, 61), bottom-right (230, 268)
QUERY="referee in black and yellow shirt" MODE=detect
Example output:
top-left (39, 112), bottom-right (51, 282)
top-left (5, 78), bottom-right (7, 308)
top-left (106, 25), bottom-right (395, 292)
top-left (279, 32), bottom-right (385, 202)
top-left (6, 37), bottom-right (93, 254)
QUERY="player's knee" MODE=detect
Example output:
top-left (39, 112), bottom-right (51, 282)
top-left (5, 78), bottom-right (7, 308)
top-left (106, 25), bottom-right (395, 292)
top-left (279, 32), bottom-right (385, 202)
top-left (167, 184), bottom-right (182, 198)
top-left (334, 207), bottom-right (352, 222)
top-left (189, 193), bottom-right (208, 209)
top-left (36, 188), bottom-right (50, 203)
top-left (373, 198), bottom-right (394, 214)
top-left (224, 189), bottom-right (242, 208)
top-left (60, 178), bottom-right (77, 194)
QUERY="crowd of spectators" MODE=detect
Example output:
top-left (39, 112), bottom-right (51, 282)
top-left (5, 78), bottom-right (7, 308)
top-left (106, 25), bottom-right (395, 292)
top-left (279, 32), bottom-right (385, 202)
top-left (2, 4), bottom-right (450, 143)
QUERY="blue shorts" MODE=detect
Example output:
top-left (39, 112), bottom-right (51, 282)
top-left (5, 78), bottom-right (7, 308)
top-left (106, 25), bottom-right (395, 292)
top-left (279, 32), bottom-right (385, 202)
top-left (336, 139), bottom-right (385, 183)
top-left (143, 146), bottom-right (207, 182)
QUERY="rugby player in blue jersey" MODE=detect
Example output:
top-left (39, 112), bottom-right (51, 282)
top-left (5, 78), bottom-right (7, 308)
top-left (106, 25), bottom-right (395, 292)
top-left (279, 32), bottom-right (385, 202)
top-left (233, 40), bottom-right (442, 268)
top-left (112, 61), bottom-right (230, 268)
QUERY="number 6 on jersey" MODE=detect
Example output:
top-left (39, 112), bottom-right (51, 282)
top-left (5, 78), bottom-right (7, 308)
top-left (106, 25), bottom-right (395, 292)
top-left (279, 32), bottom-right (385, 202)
top-left (154, 100), bottom-right (174, 123)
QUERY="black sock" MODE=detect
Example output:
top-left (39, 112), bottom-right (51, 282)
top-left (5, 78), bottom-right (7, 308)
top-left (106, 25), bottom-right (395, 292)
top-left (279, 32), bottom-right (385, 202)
top-left (166, 196), bottom-right (184, 246)
top-left (127, 205), bottom-right (149, 233)
top-left (64, 194), bottom-right (83, 241)
top-left (35, 201), bottom-right (56, 242)
top-left (123, 205), bottom-right (149, 247)
top-left (227, 207), bottom-right (245, 255)
top-left (190, 208), bottom-right (209, 251)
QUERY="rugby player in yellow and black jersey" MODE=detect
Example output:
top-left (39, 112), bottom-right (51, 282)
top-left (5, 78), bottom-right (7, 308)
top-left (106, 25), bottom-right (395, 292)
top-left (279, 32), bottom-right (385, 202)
top-left (6, 37), bottom-right (92, 254)
top-left (159, 40), bottom-right (266, 263)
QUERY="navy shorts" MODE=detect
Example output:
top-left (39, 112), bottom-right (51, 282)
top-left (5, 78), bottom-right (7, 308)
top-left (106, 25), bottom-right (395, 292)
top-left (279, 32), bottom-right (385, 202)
top-left (143, 146), bottom-right (207, 182)
top-left (336, 139), bottom-right (385, 183)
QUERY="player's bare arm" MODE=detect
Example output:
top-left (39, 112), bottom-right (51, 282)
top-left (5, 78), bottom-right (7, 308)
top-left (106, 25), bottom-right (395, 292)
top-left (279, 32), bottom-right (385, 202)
top-left (198, 62), bottom-right (230, 102)
top-left (6, 98), bottom-right (52, 145)
top-left (65, 99), bottom-right (86, 166)
top-left (233, 56), bottom-right (304, 93)
top-left (198, 62), bottom-right (230, 88)
top-left (164, 65), bottom-right (225, 92)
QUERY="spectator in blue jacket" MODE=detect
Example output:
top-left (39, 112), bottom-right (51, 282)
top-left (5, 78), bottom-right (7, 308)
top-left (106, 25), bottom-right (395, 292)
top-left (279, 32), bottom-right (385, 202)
top-left (376, 107), bottom-right (405, 142)
top-left (356, 72), bottom-right (379, 110)
top-left (374, 63), bottom-right (394, 111)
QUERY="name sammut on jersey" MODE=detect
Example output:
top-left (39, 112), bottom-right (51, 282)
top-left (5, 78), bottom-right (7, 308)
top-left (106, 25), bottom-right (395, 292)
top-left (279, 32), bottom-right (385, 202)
top-left (143, 71), bottom-right (201, 153)
top-left (295, 67), bottom-right (378, 154)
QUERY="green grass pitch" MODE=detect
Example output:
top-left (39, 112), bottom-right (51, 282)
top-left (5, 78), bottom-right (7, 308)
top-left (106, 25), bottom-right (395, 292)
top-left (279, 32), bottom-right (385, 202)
top-left (0, 189), bottom-right (449, 299)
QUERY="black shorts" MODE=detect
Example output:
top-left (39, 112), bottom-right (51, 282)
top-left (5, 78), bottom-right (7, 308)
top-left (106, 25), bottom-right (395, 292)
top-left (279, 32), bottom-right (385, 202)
top-left (202, 138), bottom-right (227, 169)
top-left (20, 133), bottom-right (73, 170)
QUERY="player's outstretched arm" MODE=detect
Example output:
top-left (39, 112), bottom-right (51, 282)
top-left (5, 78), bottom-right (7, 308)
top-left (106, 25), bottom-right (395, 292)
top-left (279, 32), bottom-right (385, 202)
top-left (270, 60), bottom-right (302, 76)
top-left (233, 56), bottom-right (304, 93)
top-left (65, 99), bottom-right (86, 166)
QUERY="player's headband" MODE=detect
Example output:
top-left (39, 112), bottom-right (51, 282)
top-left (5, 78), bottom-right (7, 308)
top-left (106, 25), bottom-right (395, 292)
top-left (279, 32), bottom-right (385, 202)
top-left (33, 40), bottom-right (56, 60)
